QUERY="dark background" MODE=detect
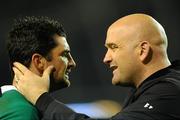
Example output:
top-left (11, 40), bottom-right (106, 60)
top-left (0, 0), bottom-right (180, 104)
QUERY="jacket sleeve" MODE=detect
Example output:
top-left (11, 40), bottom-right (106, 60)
top-left (36, 93), bottom-right (123, 120)
top-left (36, 81), bottom-right (180, 120)
top-left (36, 93), bottom-right (92, 120)
top-left (35, 93), bottom-right (142, 120)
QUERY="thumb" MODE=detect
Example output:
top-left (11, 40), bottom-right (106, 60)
top-left (42, 65), bottom-right (55, 79)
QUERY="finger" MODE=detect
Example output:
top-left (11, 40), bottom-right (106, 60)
top-left (13, 62), bottom-right (29, 74)
top-left (13, 67), bottom-right (24, 79)
top-left (13, 67), bottom-right (23, 84)
top-left (14, 75), bottom-right (19, 83)
top-left (13, 77), bottom-right (18, 87)
top-left (42, 65), bottom-right (55, 79)
top-left (13, 79), bottom-right (24, 96)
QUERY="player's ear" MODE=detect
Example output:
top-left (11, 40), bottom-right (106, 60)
top-left (138, 41), bottom-right (152, 63)
top-left (31, 53), bottom-right (48, 74)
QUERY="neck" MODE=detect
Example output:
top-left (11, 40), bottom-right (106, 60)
top-left (135, 58), bottom-right (171, 88)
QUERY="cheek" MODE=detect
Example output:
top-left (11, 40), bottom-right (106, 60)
top-left (59, 56), bottom-right (68, 65)
top-left (55, 56), bottom-right (68, 73)
top-left (115, 52), bottom-right (133, 72)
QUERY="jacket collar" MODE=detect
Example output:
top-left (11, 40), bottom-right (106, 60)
top-left (134, 60), bottom-right (180, 100)
top-left (0, 85), bottom-right (17, 96)
top-left (122, 60), bottom-right (180, 108)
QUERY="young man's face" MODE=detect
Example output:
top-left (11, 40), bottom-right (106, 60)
top-left (46, 34), bottom-right (76, 90)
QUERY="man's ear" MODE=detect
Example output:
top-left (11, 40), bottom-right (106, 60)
top-left (139, 41), bottom-right (152, 64)
top-left (31, 53), bottom-right (47, 74)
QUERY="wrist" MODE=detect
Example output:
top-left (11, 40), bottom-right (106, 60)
top-left (35, 92), bottom-right (54, 115)
top-left (31, 91), bottom-right (47, 105)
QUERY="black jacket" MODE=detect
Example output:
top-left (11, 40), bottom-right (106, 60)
top-left (36, 60), bottom-right (180, 120)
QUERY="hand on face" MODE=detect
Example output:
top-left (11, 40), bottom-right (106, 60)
top-left (13, 62), bottom-right (54, 105)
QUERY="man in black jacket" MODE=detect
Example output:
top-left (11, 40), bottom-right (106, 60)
top-left (14, 13), bottom-right (180, 120)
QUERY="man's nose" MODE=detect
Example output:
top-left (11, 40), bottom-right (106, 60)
top-left (103, 50), bottom-right (112, 65)
top-left (68, 54), bottom-right (76, 68)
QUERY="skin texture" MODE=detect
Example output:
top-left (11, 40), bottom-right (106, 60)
top-left (103, 13), bottom-right (170, 88)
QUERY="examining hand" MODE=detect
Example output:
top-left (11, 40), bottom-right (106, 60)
top-left (13, 62), bottom-right (54, 105)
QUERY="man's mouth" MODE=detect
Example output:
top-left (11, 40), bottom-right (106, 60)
top-left (65, 69), bottom-right (71, 74)
top-left (110, 66), bottom-right (118, 73)
top-left (64, 74), bottom-right (69, 80)
top-left (65, 69), bottom-right (71, 79)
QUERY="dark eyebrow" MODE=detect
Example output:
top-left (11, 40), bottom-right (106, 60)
top-left (105, 43), bottom-right (114, 47)
top-left (63, 50), bottom-right (70, 54)
top-left (58, 49), bottom-right (70, 56)
top-left (64, 46), bottom-right (71, 52)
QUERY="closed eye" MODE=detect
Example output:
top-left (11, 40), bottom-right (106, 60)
top-left (61, 51), bottom-right (69, 57)
top-left (105, 43), bottom-right (118, 50)
top-left (110, 44), bottom-right (118, 49)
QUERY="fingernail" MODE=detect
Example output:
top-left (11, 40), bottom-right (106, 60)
top-left (13, 62), bottom-right (17, 65)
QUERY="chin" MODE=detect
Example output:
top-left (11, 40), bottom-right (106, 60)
top-left (116, 83), bottom-right (134, 87)
top-left (112, 79), bottom-right (134, 87)
top-left (49, 75), bottom-right (70, 92)
top-left (112, 77), bottom-right (120, 85)
top-left (64, 79), bottom-right (71, 87)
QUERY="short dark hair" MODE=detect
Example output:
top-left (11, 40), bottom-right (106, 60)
top-left (7, 16), bottom-right (66, 67)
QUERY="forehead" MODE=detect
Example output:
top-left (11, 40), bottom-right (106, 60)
top-left (53, 34), bottom-right (70, 51)
top-left (105, 25), bottom-right (136, 46)
top-left (105, 27), bottom-right (124, 46)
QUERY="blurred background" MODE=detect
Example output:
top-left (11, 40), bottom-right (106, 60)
top-left (0, 0), bottom-right (180, 118)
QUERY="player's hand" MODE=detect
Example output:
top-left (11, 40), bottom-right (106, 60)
top-left (13, 62), bottom-right (54, 105)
